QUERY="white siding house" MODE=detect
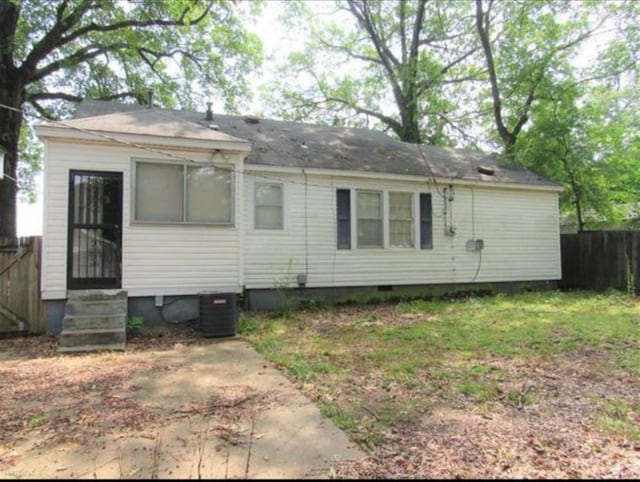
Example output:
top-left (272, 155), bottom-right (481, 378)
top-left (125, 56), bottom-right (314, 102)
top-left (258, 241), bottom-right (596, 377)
top-left (243, 170), bottom-right (560, 291)
top-left (35, 100), bottom-right (562, 333)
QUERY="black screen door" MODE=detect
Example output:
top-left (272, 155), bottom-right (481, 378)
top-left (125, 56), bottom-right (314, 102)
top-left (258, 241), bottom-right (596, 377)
top-left (67, 170), bottom-right (123, 290)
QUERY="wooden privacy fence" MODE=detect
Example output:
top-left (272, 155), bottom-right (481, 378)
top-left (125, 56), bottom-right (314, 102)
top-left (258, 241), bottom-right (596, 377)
top-left (560, 231), bottom-right (640, 294)
top-left (0, 236), bottom-right (44, 334)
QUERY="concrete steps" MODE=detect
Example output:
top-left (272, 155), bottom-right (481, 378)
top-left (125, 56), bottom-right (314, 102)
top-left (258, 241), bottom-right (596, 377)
top-left (58, 290), bottom-right (127, 353)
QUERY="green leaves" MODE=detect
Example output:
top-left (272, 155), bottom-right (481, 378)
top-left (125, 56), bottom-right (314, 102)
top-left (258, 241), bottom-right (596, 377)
top-left (2, 0), bottom-right (263, 229)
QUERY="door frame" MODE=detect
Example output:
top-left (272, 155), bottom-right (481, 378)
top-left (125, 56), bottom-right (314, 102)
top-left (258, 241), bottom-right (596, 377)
top-left (67, 169), bottom-right (123, 290)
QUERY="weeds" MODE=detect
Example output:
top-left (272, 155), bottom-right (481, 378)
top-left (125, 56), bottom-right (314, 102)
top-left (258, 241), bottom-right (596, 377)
top-left (241, 290), bottom-right (640, 455)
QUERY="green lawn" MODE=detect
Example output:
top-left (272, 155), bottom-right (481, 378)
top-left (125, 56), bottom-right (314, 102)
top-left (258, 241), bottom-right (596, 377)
top-left (239, 290), bottom-right (640, 477)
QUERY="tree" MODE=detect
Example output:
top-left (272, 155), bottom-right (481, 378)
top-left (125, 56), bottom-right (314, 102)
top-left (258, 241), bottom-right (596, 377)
top-left (474, 0), bottom-right (600, 153)
top-left (0, 0), bottom-right (262, 238)
top-left (266, 0), bottom-right (479, 145)
top-left (480, 0), bottom-right (640, 229)
top-left (515, 79), bottom-right (640, 232)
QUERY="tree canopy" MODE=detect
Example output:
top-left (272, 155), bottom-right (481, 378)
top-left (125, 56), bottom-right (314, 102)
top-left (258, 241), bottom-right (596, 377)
top-left (0, 0), bottom-right (262, 238)
top-left (264, 0), bottom-right (640, 231)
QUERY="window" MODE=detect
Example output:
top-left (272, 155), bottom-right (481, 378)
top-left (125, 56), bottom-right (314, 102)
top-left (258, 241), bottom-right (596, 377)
top-left (336, 189), bottom-right (351, 249)
top-left (357, 190), bottom-right (383, 248)
top-left (420, 193), bottom-right (433, 249)
top-left (389, 192), bottom-right (414, 247)
top-left (254, 182), bottom-right (283, 229)
top-left (134, 161), bottom-right (232, 224)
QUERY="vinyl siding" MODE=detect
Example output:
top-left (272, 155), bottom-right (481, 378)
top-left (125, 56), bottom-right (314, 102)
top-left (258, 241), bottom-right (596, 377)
top-left (41, 137), bottom-right (560, 299)
top-left (41, 139), bottom-right (243, 299)
top-left (243, 172), bottom-right (561, 289)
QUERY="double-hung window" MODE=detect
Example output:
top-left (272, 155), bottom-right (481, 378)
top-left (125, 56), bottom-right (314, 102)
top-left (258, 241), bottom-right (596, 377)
top-left (254, 182), bottom-right (284, 229)
top-left (389, 192), bottom-right (414, 248)
top-left (134, 161), bottom-right (233, 224)
top-left (356, 190), bottom-right (383, 248)
top-left (336, 188), bottom-right (433, 250)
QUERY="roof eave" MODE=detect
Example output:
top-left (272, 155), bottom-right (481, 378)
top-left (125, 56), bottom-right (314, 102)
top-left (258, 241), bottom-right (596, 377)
top-left (244, 163), bottom-right (563, 192)
top-left (35, 124), bottom-right (251, 153)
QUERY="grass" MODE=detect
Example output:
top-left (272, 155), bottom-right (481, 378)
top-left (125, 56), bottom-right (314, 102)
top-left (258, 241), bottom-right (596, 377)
top-left (596, 399), bottom-right (640, 441)
top-left (238, 290), bottom-right (640, 446)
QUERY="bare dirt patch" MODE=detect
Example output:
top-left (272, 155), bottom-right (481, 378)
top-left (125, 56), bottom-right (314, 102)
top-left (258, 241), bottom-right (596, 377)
top-left (0, 330), bottom-right (289, 478)
top-left (332, 350), bottom-right (640, 478)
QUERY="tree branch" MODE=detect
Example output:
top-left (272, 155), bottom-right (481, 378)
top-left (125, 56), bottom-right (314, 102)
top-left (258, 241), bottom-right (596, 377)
top-left (27, 99), bottom-right (56, 120)
top-left (475, 0), bottom-right (514, 148)
top-left (20, 0), bottom-right (93, 76)
top-left (27, 92), bottom-right (82, 103)
top-left (59, 2), bottom-right (213, 48)
top-left (27, 91), bottom-right (139, 104)
top-left (20, 1), bottom-right (213, 80)
top-left (315, 36), bottom-right (383, 65)
top-left (325, 95), bottom-right (403, 135)
top-left (31, 42), bottom-right (128, 82)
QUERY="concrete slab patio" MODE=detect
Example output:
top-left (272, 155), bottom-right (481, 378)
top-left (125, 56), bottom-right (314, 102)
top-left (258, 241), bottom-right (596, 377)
top-left (0, 338), bottom-right (365, 479)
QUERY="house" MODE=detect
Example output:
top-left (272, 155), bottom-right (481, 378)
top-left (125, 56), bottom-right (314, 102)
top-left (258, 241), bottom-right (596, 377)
top-left (34, 100), bottom-right (562, 346)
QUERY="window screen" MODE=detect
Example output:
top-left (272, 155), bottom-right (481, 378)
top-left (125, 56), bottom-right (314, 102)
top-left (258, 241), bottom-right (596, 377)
top-left (357, 190), bottom-right (383, 248)
top-left (134, 161), bottom-right (232, 224)
top-left (254, 182), bottom-right (283, 229)
top-left (135, 162), bottom-right (183, 222)
top-left (389, 192), bottom-right (414, 247)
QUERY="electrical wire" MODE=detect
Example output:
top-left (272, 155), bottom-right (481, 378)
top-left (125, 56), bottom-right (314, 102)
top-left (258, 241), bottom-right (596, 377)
top-left (2, 101), bottom-right (490, 288)
top-left (0, 102), bottom-right (386, 192)
top-left (470, 186), bottom-right (483, 282)
top-left (302, 168), bottom-right (309, 280)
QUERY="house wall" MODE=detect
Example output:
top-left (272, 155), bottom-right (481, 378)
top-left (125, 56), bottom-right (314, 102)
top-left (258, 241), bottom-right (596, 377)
top-left (243, 171), bottom-right (561, 290)
top-left (41, 139), bottom-right (244, 300)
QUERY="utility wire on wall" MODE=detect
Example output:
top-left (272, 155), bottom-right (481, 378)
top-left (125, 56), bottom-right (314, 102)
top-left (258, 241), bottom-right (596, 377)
top-left (416, 143), bottom-right (455, 236)
top-left (0, 102), bottom-right (362, 192)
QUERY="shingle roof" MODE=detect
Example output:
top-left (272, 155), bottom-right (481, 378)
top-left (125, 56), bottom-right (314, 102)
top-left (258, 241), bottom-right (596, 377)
top-left (45, 108), bottom-right (247, 144)
top-left (73, 99), bottom-right (559, 188)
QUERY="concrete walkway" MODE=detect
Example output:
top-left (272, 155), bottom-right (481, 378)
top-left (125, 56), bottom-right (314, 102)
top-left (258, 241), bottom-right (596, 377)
top-left (1, 338), bottom-right (364, 479)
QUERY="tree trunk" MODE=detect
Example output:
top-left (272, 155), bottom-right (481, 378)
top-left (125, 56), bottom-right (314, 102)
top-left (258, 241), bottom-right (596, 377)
top-left (0, 0), bottom-right (23, 239)
top-left (0, 79), bottom-right (24, 239)
top-left (398, 100), bottom-right (421, 143)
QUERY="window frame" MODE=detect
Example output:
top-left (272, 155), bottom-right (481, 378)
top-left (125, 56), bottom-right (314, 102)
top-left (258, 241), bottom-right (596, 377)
top-left (253, 181), bottom-right (285, 230)
top-left (131, 158), bottom-right (235, 226)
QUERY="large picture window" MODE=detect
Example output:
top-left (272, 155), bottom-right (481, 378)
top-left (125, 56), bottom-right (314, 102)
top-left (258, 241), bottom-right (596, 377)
top-left (134, 161), bottom-right (233, 224)
top-left (357, 190), bottom-right (383, 248)
top-left (389, 192), bottom-right (414, 248)
top-left (254, 182), bottom-right (284, 229)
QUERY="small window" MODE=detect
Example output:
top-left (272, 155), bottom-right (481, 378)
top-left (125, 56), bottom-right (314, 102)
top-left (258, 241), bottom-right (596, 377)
top-left (336, 189), bottom-right (351, 249)
top-left (357, 190), bottom-right (383, 248)
top-left (134, 161), bottom-right (233, 224)
top-left (254, 182), bottom-right (283, 229)
top-left (389, 192), bottom-right (414, 248)
top-left (420, 193), bottom-right (433, 249)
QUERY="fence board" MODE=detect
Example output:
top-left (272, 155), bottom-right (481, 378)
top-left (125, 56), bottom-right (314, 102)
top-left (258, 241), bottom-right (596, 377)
top-left (0, 236), bottom-right (44, 334)
top-left (560, 231), bottom-right (640, 294)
